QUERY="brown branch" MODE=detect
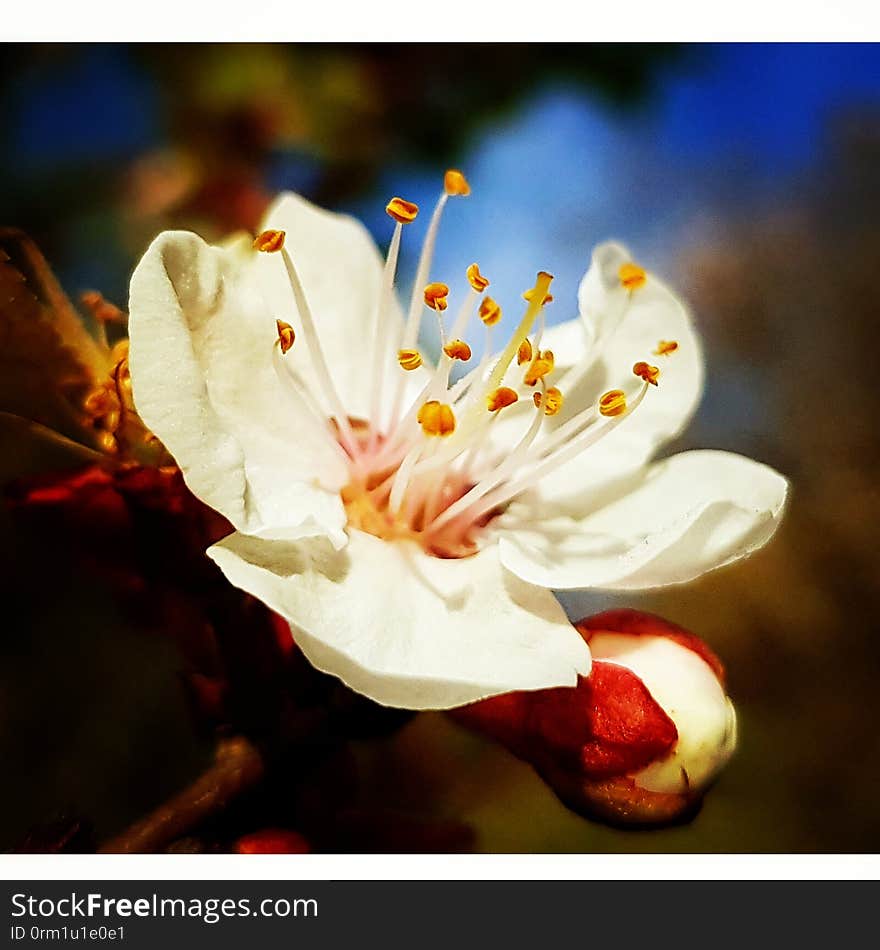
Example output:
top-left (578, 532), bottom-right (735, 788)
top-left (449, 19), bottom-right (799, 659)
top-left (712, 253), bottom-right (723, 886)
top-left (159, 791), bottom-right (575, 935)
top-left (97, 736), bottom-right (265, 854)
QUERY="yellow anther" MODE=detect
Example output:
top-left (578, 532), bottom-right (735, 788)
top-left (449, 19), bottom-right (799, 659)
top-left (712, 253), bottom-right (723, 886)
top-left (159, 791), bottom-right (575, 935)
top-left (397, 348), bottom-right (423, 371)
top-left (522, 287), bottom-right (554, 305)
top-left (253, 229), bottom-right (286, 253)
top-left (535, 386), bottom-right (564, 416)
top-left (633, 361), bottom-right (660, 386)
top-left (486, 387), bottom-right (519, 413)
top-left (424, 282), bottom-right (450, 311)
top-left (599, 389), bottom-right (627, 417)
top-left (479, 296), bottom-right (502, 327)
top-left (517, 338), bottom-right (533, 365)
top-left (524, 349), bottom-right (555, 387)
top-left (443, 339), bottom-right (472, 362)
top-left (467, 263), bottom-right (490, 292)
top-left (417, 400), bottom-right (456, 437)
top-left (444, 169), bottom-right (471, 196)
top-left (386, 197), bottom-right (419, 224)
top-left (654, 339), bottom-right (679, 357)
top-left (276, 319), bottom-right (295, 354)
top-left (619, 261), bottom-right (647, 291)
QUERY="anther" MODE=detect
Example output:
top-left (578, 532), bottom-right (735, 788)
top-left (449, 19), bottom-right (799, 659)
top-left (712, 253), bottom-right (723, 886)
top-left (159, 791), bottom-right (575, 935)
top-left (633, 361), bottom-right (660, 386)
top-left (654, 339), bottom-right (679, 356)
top-left (424, 282), bottom-right (450, 311)
top-left (599, 389), bottom-right (627, 417)
top-left (81, 291), bottom-right (126, 325)
top-left (467, 263), bottom-right (490, 292)
top-left (253, 229), bottom-right (286, 253)
top-left (276, 319), bottom-right (295, 354)
top-left (535, 386), bottom-right (564, 416)
top-left (486, 387), bottom-right (519, 413)
top-left (444, 169), bottom-right (471, 197)
top-left (618, 261), bottom-right (647, 291)
top-left (397, 348), bottom-right (423, 371)
top-left (524, 350), bottom-right (555, 387)
top-left (418, 400), bottom-right (456, 437)
top-left (479, 296), bottom-right (502, 326)
top-left (517, 338), bottom-right (533, 365)
top-left (443, 339), bottom-right (472, 361)
top-left (522, 287), bottom-right (554, 305)
top-left (386, 197), bottom-right (420, 224)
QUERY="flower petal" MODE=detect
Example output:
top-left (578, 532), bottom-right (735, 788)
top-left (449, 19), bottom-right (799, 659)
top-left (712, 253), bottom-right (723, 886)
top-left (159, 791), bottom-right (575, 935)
top-left (129, 230), bottom-right (348, 545)
top-left (498, 450), bottom-right (789, 590)
top-left (255, 193), bottom-right (423, 423)
top-left (207, 530), bottom-right (591, 710)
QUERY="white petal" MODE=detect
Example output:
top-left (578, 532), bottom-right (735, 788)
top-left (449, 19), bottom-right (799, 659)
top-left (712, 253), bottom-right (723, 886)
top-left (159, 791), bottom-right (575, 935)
top-left (129, 230), bottom-right (348, 545)
top-left (498, 450), bottom-right (789, 590)
top-left (256, 193), bottom-right (423, 422)
top-left (207, 530), bottom-right (591, 710)
top-left (590, 633), bottom-right (736, 794)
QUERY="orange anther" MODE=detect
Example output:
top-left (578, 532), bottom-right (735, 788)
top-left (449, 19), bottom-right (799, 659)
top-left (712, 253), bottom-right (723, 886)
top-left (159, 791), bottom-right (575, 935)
top-left (619, 261), bottom-right (647, 291)
top-left (398, 348), bottom-right (423, 371)
top-left (253, 229), bottom-right (286, 253)
top-left (276, 319), bottom-right (295, 354)
top-left (517, 338), bottom-right (533, 366)
top-left (466, 263), bottom-right (490, 292)
top-left (599, 390), bottom-right (627, 417)
top-left (633, 361), bottom-right (660, 386)
top-left (654, 339), bottom-right (679, 357)
top-left (479, 296), bottom-right (502, 327)
top-left (443, 339), bottom-right (472, 362)
top-left (522, 287), bottom-right (554, 305)
top-left (486, 387), bottom-right (519, 413)
top-left (417, 400), bottom-right (456, 437)
top-left (444, 169), bottom-right (471, 196)
top-left (386, 197), bottom-right (419, 224)
top-left (524, 349), bottom-right (555, 387)
top-left (424, 282), bottom-right (450, 311)
top-left (534, 386), bottom-right (564, 416)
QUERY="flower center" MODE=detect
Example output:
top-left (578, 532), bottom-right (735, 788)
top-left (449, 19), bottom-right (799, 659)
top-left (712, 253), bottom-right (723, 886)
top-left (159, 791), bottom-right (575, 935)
top-left (256, 171), bottom-right (668, 559)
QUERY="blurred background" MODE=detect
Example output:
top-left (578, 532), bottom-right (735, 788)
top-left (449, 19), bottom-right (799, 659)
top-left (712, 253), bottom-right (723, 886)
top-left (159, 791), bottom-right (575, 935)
top-left (1, 43), bottom-right (879, 853)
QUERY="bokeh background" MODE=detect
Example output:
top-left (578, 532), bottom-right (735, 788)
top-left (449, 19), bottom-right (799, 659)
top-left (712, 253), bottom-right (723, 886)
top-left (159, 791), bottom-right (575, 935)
top-left (2, 43), bottom-right (879, 852)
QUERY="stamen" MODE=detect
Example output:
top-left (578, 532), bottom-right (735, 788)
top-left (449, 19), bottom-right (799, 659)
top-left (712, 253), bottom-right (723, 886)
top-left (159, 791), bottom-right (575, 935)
top-left (424, 282), bottom-right (450, 311)
top-left (253, 229), bottom-right (286, 253)
top-left (517, 338), bottom-right (533, 365)
top-left (386, 197), bottom-right (420, 224)
top-left (467, 263), bottom-right (490, 292)
top-left (398, 348), bottom-right (423, 371)
top-left (486, 387), bottom-right (518, 413)
top-left (270, 239), bottom-right (360, 459)
top-left (523, 349), bottom-right (555, 387)
top-left (619, 261), bottom-right (647, 291)
top-left (368, 212), bottom-right (406, 445)
top-left (417, 400), bottom-right (456, 437)
top-left (443, 339), bottom-right (472, 361)
top-left (276, 319), bottom-right (295, 354)
top-left (479, 296), bottom-right (502, 327)
top-left (535, 386), bottom-right (563, 416)
top-left (633, 361), bottom-right (660, 386)
top-left (444, 169), bottom-right (471, 196)
top-left (599, 389), bottom-right (627, 417)
top-left (654, 339), bottom-right (679, 356)
top-left (460, 382), bottom-right (651, 526)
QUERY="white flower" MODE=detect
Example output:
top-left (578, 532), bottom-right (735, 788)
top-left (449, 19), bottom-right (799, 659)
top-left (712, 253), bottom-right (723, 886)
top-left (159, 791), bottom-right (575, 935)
top-left (127, 171), bottom-right (788, 710)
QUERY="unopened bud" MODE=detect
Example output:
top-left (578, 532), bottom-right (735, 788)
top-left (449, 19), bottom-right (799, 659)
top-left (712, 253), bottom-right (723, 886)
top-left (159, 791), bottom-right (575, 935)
top-left (454, 609), bottom-right (736, 828)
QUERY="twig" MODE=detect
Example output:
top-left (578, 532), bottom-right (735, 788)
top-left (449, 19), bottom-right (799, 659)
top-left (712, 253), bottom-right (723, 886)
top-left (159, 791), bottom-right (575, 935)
top-left (97, 736), bottom-right (265, 854)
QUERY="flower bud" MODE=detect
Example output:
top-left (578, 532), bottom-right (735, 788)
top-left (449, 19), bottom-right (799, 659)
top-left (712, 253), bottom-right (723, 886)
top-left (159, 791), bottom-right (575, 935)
top-left (454, 609), bottom-right (736, 828)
